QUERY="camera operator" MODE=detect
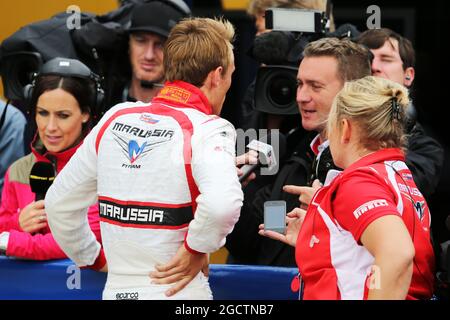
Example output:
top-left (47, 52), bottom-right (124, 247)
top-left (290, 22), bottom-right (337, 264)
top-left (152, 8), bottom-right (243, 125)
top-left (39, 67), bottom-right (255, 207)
top-left (110, 0), bottom-right (189, 105)
top-left (240, 0), bottom-right (332, 136)
top-left (226, 37), bottom-right (372, 266)
top-left (357, 28), bottom-right (444, 201)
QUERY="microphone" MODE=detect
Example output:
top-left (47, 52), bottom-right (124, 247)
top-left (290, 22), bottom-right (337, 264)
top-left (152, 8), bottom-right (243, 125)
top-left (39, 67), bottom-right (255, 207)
top-left (29, 162), bottom-right (55, 201)
top-left (140, 80), bottom-right (164, 89)
top-left (239, 132), bottom-right (286, 183)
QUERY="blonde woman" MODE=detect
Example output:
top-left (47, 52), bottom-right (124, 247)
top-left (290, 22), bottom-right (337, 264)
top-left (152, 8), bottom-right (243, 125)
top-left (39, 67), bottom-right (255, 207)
top-left (260, 76), bottom-right (435, 299)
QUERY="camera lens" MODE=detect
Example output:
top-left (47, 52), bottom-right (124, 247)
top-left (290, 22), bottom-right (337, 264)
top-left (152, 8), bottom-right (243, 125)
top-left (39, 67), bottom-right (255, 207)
top-left (255, 65), bottom-right (299, 115)
top-left (1, 52), bottom-right (42, 101)
top-left (267, 74), bottom-right (296, 107)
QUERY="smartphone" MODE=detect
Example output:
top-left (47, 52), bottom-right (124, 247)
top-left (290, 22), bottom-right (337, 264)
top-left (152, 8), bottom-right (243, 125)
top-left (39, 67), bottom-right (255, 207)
top-left (264, 201), bottom-right (286, 234)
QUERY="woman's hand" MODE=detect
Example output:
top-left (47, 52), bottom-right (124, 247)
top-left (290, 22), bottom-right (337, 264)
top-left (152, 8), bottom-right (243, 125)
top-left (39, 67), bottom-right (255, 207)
top-left (18, 200), bottom-right (47, 233)
top-left (283, 179), bottom-right (322, 210)
top-left (258, 207), bottom-right (307, 247)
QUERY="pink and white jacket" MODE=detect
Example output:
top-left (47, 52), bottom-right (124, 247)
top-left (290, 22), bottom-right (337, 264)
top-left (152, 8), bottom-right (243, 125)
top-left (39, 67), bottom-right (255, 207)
top-left (0, 138), bottom-right (101, 260)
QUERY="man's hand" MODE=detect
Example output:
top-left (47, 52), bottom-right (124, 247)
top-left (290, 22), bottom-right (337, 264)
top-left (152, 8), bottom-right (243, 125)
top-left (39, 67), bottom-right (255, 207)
top-left (258, 207), bottom-right (307, 247)
top-left (19, 200), bottom-right (47, 233)
top-left (236, 150), bottom-right (258, 187)
top-left (149, 245), bottom-right (208, 297)
top-left (283, 179), bottom-right (322, 209)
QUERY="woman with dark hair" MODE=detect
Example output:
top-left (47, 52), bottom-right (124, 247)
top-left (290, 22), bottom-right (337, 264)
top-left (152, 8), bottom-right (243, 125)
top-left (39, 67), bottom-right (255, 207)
top-left (0, 60), bottom-right (101, 259)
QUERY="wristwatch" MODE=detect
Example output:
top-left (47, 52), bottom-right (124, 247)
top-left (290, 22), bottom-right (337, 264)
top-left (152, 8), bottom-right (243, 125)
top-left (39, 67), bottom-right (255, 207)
top-left (0, 231), bottom-right (9, 255)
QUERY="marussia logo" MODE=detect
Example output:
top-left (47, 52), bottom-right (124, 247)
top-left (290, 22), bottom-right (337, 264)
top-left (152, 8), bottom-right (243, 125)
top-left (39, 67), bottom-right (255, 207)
top-left (112, 131), bottom-right (170, 164)
top-left (414, 201), bottom-right (426, 221)
top-left (128, 140), bottom-right (147, 164)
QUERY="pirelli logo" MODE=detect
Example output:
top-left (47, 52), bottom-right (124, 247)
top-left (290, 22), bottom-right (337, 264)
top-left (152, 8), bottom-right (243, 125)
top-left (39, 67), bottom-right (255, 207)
top-left (353, 199), bottom-right (388, 219)
top-left (99, 199), bottom-right (193, 229)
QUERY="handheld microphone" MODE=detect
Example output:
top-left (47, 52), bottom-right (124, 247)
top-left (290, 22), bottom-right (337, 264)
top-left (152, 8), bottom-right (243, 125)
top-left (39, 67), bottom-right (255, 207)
top-left (29, 162), bottom-right (55, 201)
top-left (140, 80), bottom-right (164, 89)
top-left (239, 132), bottom-right (286, 182)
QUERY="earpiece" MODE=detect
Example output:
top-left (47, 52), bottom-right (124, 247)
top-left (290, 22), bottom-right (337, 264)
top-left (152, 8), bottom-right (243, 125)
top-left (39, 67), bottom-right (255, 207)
top-left (405, 76), bottom-right (411, 81)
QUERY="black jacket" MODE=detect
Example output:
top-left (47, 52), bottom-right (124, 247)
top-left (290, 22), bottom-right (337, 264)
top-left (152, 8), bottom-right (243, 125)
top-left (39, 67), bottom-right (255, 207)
top-left (406, 122), bottom-right (444, 200)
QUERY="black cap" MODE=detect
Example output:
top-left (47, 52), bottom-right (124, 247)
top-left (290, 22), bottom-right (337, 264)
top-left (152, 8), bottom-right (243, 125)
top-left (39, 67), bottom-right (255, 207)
top-left (128, 1), bottom-right (187, 38)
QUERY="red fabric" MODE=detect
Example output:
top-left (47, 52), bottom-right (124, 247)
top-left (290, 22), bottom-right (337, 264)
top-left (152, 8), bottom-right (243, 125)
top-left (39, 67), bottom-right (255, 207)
top-left (153, 80), bottom-right (213, 115)
top-left (295, 148), bottom-right (435, 300)
top-left (183, 233), bottom-right (202, 255)
top-left (0, 139), bottom-right (102, 260)
top-left (310, 135), bottom-right (321, 156)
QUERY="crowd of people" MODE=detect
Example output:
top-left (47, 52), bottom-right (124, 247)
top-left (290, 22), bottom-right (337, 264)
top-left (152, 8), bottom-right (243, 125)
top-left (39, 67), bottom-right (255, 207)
top-left (0, 0), bottom-right (448, 300)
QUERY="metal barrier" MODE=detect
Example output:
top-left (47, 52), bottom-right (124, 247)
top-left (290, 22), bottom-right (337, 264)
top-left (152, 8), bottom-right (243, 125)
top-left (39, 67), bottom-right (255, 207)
top-left (0, 256), bottom-right (298, 300)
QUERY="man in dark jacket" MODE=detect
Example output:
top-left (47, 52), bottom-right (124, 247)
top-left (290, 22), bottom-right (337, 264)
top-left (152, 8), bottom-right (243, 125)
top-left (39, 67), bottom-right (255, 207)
top-left (357, 28), bottom-right (444, 200)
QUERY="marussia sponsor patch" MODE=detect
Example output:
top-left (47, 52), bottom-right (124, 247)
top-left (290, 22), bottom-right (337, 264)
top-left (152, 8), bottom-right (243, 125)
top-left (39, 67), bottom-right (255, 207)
top-left (99, 199), bottom-right (193, 227)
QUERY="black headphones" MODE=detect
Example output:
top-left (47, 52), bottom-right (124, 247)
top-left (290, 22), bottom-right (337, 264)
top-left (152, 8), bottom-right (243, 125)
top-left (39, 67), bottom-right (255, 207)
top-left (23, 57), bottom-right (105, 117)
